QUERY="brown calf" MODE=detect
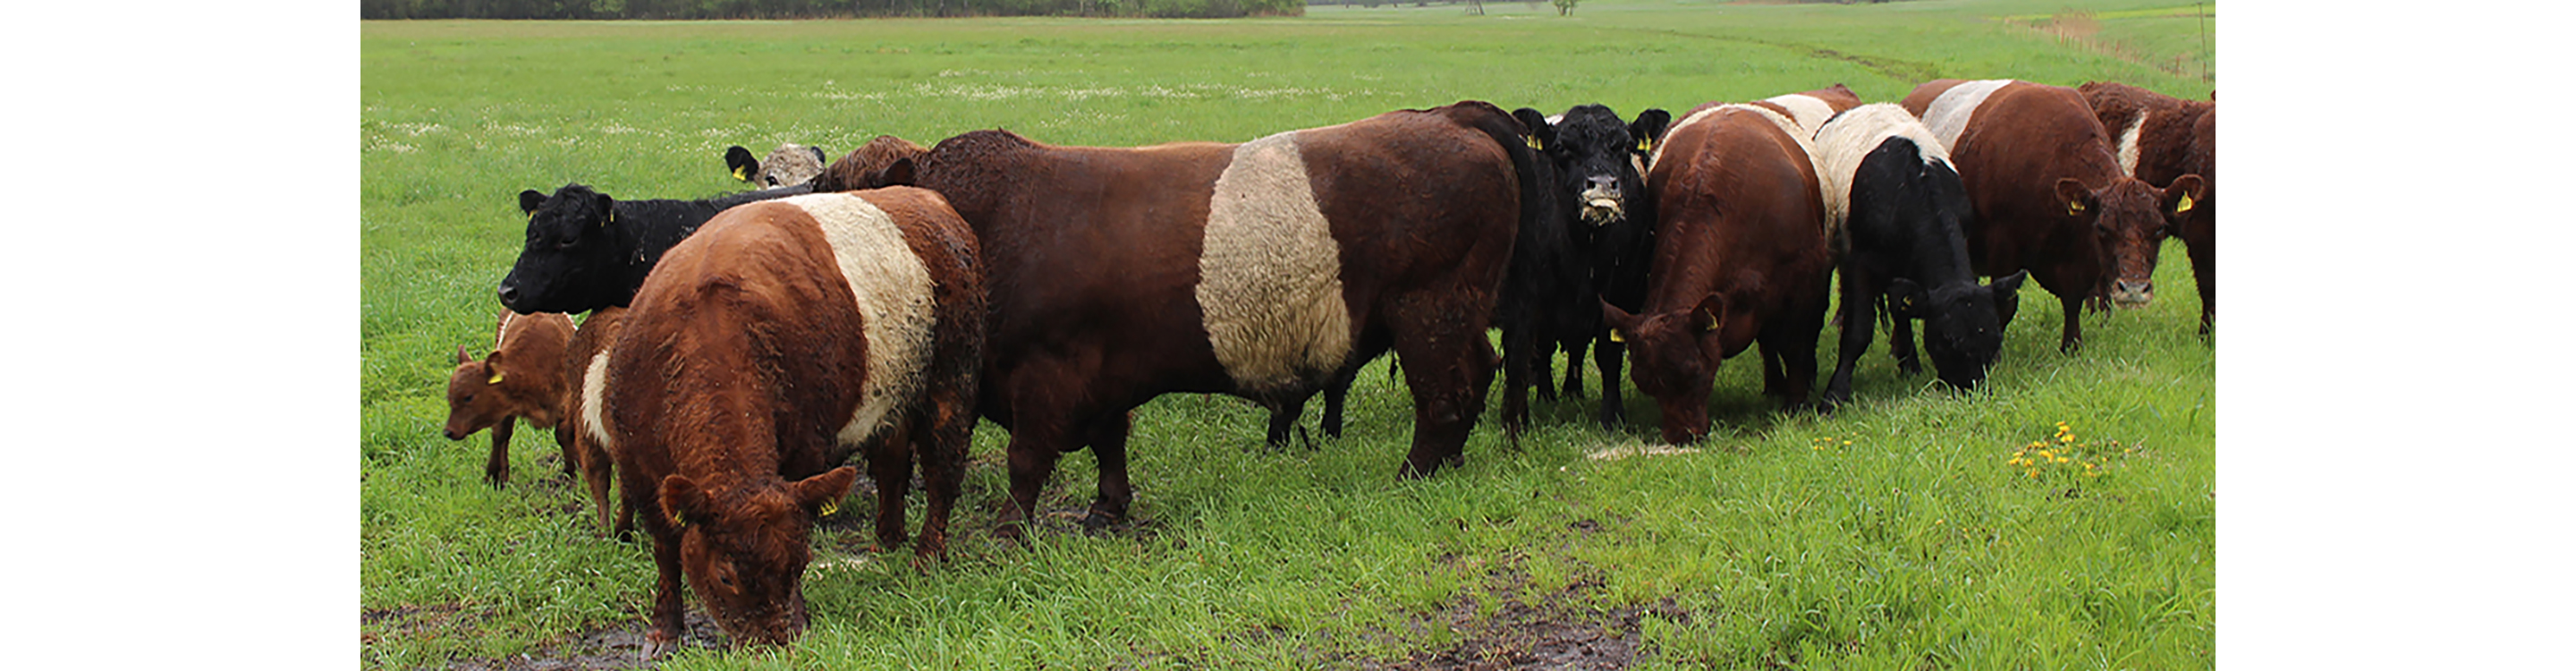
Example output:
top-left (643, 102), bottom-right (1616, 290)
top-left (851, 101), bottom-right (1535, 536)
top-left (593, 188), bottom-right (984, 655)
top-left (442, 310), bottom-right (576, 485)
top-left (2081, 81), bottom-right (2217, 333)
top-left (1903, 79), bottom-right (2203, 352)
top-left (1606, 102), bottom-right (1835, 444)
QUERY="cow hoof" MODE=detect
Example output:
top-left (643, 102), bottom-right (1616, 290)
top-left (644, 632), bottom-right (678, 661)
top-left (1080, 510), bottom-right (1120, 531)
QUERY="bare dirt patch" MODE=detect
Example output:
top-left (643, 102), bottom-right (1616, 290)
top-left (1358, 562), bottom-right (1690, 670)
top-left (445, 609), bottom-right (730, 671)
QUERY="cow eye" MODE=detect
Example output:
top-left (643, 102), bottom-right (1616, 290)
top-left (556, 234), bottom-right (579, 250)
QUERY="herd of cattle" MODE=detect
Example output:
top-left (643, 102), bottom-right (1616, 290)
top-left (433, 78), bottom-right (2214, 655)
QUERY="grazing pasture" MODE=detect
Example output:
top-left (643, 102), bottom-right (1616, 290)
top-left (360, 1), bottom-right (2215, 668)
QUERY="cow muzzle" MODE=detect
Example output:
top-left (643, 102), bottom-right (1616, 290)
top-left (1578, 182), bottom-right (1623, 225)
top-left (2110, 279), bottom-right (2154, 309)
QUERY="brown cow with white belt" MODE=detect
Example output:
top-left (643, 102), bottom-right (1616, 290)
top-left (849, 101), bottom-right (1541, 537)
top-left (590, 188), bottom-right (984, 657)
top-left (2082, 81), bottom-right (2217, 334)
top-left (1903, 79), bottom-right (2203, 352)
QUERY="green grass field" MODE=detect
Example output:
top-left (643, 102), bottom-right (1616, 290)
top-left (361, 1), bottom-right (2216, 667)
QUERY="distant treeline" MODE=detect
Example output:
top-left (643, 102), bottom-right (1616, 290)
top-left (359, 0), bottom-right (1305, 19)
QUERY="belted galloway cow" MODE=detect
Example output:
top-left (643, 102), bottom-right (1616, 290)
top-left (589, 188), bottom-right (984, 656)
top-left (846, 101), bottom-right (1540, 535)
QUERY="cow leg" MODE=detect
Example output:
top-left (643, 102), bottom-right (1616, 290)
top-left (1595, 333), bottom-right (1628, 429)
top-left (1264, 397), bottom-right (1304, 450)
top-left (1823, 271), bottom-right (1876, 410)
top-left (998, 412), bottom-right (1069, 542)
top-left (2057, 289), bottom-right (2086, 352)
top-left (867, 426), bottom-right (914, 552)
top-left (484, 417), bottom-right (514, 486)
top-left (1760, 343), bottom-right (1787, 400)
top-left (555, 422), bottom-right (581, 479)
top-left (629, 474), bottom-right (687, 658)
top-left (2189, 235), bottom-right (2215, 336)
top-left (1498, 310), bottom-right (1537, 439)
top-left (912, 385), bottom-right (971, 560)
top-left (1531, 329), bottom-right (1561, 403)
top-left (1082, 411), bottom-right (1135, 530)
top-left (1320, 365), bottom-right (1354, 441)
top-left (1776, 291), bottom-right (1828, 412)
top-left (1559, 336), bottom-right (1588, 400)
top-left (1889, 307), bottom-right (1923, 375)
top-left (1389, 296), bottom-right (1484, 479)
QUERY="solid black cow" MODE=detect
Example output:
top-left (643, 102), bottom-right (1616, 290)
top-left (1511, 105), bottom-right (1669, 429)
top-left (1809, 104), bottom-right (2026, 406)
top-left (496, 182), bottom-right (810, 315)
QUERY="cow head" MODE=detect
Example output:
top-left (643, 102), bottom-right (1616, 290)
top-left (2057, 175), bottom-right (2199, 310)
top-left (724, 143), bottom-right (829, 189)
top-left (1601, 295), bottom-right (1728, 445)
top-left (498, 184), bottom-right (629, 315)
top-left (442, 344), bottom-right (512, 440)
top-left (1888, 271), bottom-right (2024, 390)
top-left (658, 466), bottom-right (857, 648)
top-left (1511, 105), bottom-right (1669, 228)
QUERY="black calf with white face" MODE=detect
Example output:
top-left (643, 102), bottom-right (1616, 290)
top-left (1510, 104), bottom-right (1671, 428)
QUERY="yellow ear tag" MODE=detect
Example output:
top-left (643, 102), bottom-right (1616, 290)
top-left (1697, 312), bottom-right (1720, 332)
top-left (2066, 201), bottom-right (2087, 216)
top-left (818, 499), bottom-right (840, 517)
top-left (1607, 329), bottom-right (1626, 344)
top-left (1525, 135), bottom-right (1544, 150)
top-left (670, 511), bottom-right (688, 528)
top-left (1636, 139), bottom-right (1652, 152)
top-left (732, 166), bottom-right (750, 182)
top-left (604, 210), bottom-right (615, 226)
top-left (2175, 192), bottom-right (2196, 213)
top-left (487, 370), bottom-right (505, 385)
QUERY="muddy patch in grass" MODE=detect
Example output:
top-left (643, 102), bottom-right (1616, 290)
top-left (439, 609), bottom-right (730, 670)
top-left (1360, 570), bottom-right (1689, 670)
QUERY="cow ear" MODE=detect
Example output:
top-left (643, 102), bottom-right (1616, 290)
top-left (589, 191), bottom-right (618, 227)
top-left (792, 465), bottom-right (860, 518)
top-left (2164, 174), bottom-right (2207, 216)
top-left (2054, 178), bottom-right (2097, 217)
top-left (455, 344), bottom-right (474, 366)
top-left (1510, 107), bottom-right (1555, 151)
top-left (1885, 278), bottom-right (1927, 319)
top-left (1690, 293), bottom-right (1728, 334)
top-left (1600, 299), bottom-right (1640, 343)
top-left (1631, 109), bottom-right (1672, 153)
top-left (520, 190), bottom-right (547, 215)
top-left (807, 145), bottom-right (828, 166)
top-left (1990, 271), bottom-right (2028, 329)
top-left (725, 146), bottom-right (758, 183)
top-left (659, 474), bottom-right (709, 529)
top-left (869, 157), bottom-right (918, 189)
top-left (482, 348), bottom-right (505, 380)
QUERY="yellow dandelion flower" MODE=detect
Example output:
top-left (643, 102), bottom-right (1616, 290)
top-left (2055, 456), bottom-right (2070, 463)
top-left (2038, 450), bottom-right (2054, 459)
top-left (1842, 440), bottom-right (1852, 446)
top-left (2027, 471), bottom-right (2039, 479)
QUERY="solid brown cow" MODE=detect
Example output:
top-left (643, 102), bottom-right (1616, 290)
top-left (1603, 102), bottom-right (1835, 444)
top-left (2082, 81), bottom-right (2217, 333)
top-left (591, 188), bottom-right (984, 656)
top-left (1903, 79), bottom-right (2203, 352)
top-left (852, 101), bottom-right (1537, 535)
top-left (442, 310), bottom-right (576, 485)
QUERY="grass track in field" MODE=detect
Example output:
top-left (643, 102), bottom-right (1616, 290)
top-left (362, 1), bottom-right (2215, 667)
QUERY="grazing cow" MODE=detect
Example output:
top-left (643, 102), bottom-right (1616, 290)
top-left (593, 188), bottom-right (984, 656)
top-left (809, 135), bottom-right (932, 192)
top-left (442, 310), bottom-right (578, 485)
top-left (724, 143), bottom-right (829, 189)
top-left (849, 101), bottom-right (1535, 535)
top-left (496, 182), bottom-right (811, 315)
top-left (1604, 102), bottom-right (1835, 444)
top-left (1509, 104), bottom-right (1669, 430)
top-left (1902, 80), bottom-right (2203, 352)
top-left (2081, 81), bottom-right (2217, 333)
top-left (1809, 104), bottom-right (2029, 406)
